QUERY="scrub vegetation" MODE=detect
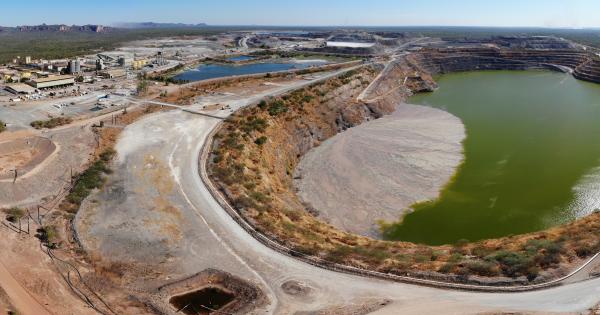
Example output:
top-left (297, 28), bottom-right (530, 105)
top-left (30, 117), bottom-right (72, 129)
top-left (64, 149), bottom-right (116, 209)
top-left (209, 66), bottom-right (600, 284)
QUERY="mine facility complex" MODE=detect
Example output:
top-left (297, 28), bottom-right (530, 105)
top-left (0, 25), bottom-right (599, 315)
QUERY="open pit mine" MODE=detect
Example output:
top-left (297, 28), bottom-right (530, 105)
top-left (1, 30), bottom-right (600, 315)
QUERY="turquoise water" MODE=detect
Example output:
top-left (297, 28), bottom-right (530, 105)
top-left (382, 70), bottom-right (600, 245)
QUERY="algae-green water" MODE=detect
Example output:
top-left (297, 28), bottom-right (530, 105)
top-left (382, 70), bottom-right (600, 245)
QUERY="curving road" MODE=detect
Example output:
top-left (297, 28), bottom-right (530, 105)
top-left (77, 68), bottom-right (600, 314)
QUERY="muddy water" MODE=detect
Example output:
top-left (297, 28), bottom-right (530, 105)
top-left (383, 70), bottom-right (600, 245)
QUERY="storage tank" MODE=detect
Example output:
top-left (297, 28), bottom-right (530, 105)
top-left (68, 59), bottom-right (81, 74)
top-left (96, 59), bottom-right (105, 70)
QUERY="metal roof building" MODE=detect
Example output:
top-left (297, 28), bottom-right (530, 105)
top-left (5, 83), bottom-right (36, 94)
top-left (27, 75), bottom-right (75, 89)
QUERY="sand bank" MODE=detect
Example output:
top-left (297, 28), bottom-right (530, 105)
top-left (294, 103), bottom-right (466, 237)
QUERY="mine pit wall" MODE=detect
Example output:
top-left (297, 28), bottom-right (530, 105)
top-left (259, 61), bottom-right (436, 197)
top-left (411, 48), bottom-right (597, 80)
top-left (574, 58), bottom-right (600, 84)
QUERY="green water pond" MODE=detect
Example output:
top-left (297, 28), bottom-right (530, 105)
top-left (382, 70), bottom-right (600, 245)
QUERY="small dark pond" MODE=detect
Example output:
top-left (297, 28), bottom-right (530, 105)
top-left (169, 287), bottom-right (235, 315)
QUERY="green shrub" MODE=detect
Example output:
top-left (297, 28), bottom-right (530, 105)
top-left (574, 241), bottom-right (600, 257)
top-left (267, 100), bottom-right (288, 116)
top-left (524, 239), bottom-right (563, 268)
top-left (36, 225), bottom-right (59, 248)
top-left (254, 136), bottom-right (268, 146)
top-left (301, 95), bottom-right (314, 104)
top-left (241, 117), bottom-right (268, 133)
top-left (212, 154), bottom-right (223, 163)
top-left (471, 245), bottom-right (495, 258)
top-left (0, 120), bottom-right (6, 133)
top-left (486, 251), bottom-right (533, 277)
top-left (30, 117), bottom-right (72, 129)
top-left (465, 260), bottom-right (499, 276)
top-left (448, 253), bottom-right (464, 263)
top-left (99, 148), bottom-right (116, 162)
top-left (249, 191), bottom-right (270, 203)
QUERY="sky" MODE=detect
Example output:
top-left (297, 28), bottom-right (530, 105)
top-left (1, 0), bottom-right (599, 28)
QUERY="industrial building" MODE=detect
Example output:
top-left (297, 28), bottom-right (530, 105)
top-left (133, 59), bottom-right (149, 70)
top-left (98, 69), bottom-right (126, 79)
top-left (5, 83), bottom-right (36, 94)
top-left (27, 75), bottom-right (75, 89)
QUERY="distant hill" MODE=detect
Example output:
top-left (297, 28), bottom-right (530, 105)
top-left (10, 24), bottom-right (112, 33)
top-left (115, 22), bottom-right (208, 29)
